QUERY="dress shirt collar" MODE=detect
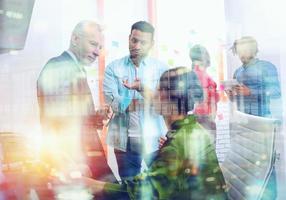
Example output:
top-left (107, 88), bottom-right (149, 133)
top-left (125, 56), bottom-right (147, 67)
top-left (243, 58), bottom-right (259, 68)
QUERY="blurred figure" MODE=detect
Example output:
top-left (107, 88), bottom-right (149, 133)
top-left (80, 67), bottom-right (226, 200)
top-left (189, 45), bottom-right (219, 141)
top-left (103, 21), bottom-right (168, 180)
top-left (226, 36), bottom-right (281, 200)
top-left (226, 36), bottom-right (281, 117)
top-left (37, 21), bottom-right (115, 182)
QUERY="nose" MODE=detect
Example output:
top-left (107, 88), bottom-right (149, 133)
top-left (92, 46), bottom-right (100, 57)
top-left (133, 42), bottom-right (141, 50)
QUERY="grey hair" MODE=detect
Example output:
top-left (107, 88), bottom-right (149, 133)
top-left (72, 20), bottom-right (102, 37)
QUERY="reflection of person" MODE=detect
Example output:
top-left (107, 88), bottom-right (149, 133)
top-left (226, 36), bottom-right (281, 117)
top-left (37, 21), bottom-right (115, 182)
top-left (189, 45), bottom-right (219, 140)
top-left (103, 21), bottom-right (168, 180)
top-left (226, 36), bottom-right (281, 199)
top-left (82, 67), bottom-right (227, 200)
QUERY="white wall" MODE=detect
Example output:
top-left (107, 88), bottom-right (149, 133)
top-left (156, 0), bottom-right (226, 77)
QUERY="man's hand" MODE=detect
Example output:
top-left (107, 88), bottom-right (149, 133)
top-left (225, 89), bottom-right (236, 98)
top-left (123, 78), bottom-right (142, 91)
top-left (159, 136), bottom-right (167, 149)
top-left (233, 84), bottom-right (251, 96)
top-left (103, 105), bottom-right (114, 127)
top-left (94, 105), bottom-right (114, 129)
top-left (225, 84), bottom-right (251, 98)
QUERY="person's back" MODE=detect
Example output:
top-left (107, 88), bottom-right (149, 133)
top-left (193, 66), bottom-right (219, 119)
top-left (189, 45), bottom-right (219, 136)
top-left (137, 115), bottom-right (227, 199)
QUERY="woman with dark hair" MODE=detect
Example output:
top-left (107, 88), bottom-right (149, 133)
top-left (75, 67), bottom-right (227, 200)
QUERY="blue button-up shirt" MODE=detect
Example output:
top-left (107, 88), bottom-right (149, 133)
top-left (233, 59), bottom-right (281, 117)
top-left (103, 56), bottom-right (169, 153)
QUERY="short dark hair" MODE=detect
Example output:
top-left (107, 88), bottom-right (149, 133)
top-left (159, 66), bottom-right (203, 114)
top-left (189, 44), bottom-right (211, 67)
top-left (131, 21), bottom-right (155, 38)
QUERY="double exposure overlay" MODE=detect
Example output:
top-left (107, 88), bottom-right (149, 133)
top-left (0, 0), bottom-right (285, 199)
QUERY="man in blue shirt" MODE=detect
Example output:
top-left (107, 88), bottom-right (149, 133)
top-left (103, 21), bottom-right (168, 180)
top-left (226, 36), bottom-right (281, 117)
top-left (226, 36), bottom-right (281, 200)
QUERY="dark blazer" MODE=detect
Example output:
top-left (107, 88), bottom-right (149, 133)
top-left (37, 51), bottom-right (115, 182)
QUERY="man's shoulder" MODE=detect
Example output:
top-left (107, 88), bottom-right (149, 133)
top-left (234, 66), bottom-right (244, 76)
top-left (45, 52), bottom-right (74, 67)
top-left (257, 59), bottom-right (277, 69)
top-left (38, 52), bottom-right (76, 81)
top-left (40, 52), bottom-right (77, 76)
top-left (257, 59), bottom-right (273, 65)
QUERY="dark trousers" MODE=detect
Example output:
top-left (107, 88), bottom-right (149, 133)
top-left (114, 137), bottom-right (158, 180)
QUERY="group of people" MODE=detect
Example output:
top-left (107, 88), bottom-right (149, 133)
top-left (37, 20), bottom-right (281, 199)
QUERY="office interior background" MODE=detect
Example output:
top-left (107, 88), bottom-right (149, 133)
top-left (0, 0), bottom-right (285, 199)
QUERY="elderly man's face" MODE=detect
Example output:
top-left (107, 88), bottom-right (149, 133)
top-left (75, 26), bottom-right (103, 66)
top-left (129, 29), bottom-right (153, 61)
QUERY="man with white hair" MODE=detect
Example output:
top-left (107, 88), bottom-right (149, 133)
top-left (37, 21), bottom-right (115, 182)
